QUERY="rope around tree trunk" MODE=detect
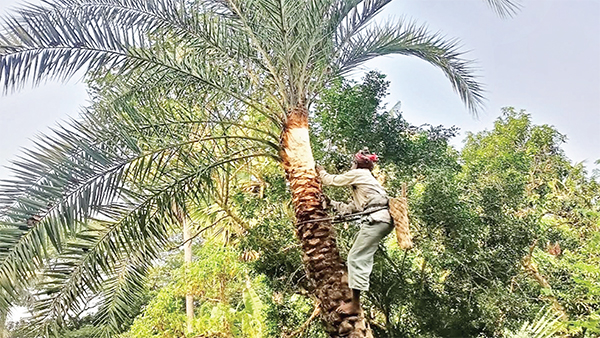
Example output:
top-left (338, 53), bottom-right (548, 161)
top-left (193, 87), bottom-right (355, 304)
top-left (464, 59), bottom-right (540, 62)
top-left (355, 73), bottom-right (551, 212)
top-left (295, 206), bottom-right (388, 226)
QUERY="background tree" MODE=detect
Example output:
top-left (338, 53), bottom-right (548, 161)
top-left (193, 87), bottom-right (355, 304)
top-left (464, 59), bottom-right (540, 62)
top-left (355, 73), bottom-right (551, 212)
top-left (119, 241), bottom-right (268, 338)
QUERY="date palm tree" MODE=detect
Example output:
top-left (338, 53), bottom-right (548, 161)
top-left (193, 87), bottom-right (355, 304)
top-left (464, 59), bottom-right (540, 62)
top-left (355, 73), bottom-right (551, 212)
top-left (0, 0), bottom-right (520, 336)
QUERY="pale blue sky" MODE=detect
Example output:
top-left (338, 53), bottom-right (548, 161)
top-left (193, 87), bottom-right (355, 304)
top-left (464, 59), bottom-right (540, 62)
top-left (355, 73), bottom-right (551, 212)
top-left (1, 0), bottom-right (599, 181)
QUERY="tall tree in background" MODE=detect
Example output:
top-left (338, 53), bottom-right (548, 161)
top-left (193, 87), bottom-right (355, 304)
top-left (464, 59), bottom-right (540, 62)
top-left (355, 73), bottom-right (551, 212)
top-left (0, 0), bottom-right (520, 336)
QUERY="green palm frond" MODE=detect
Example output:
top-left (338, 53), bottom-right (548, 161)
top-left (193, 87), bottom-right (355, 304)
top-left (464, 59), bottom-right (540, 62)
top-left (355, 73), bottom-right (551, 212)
top-left (334, 19), bottom-right (484, 114)
top-left (505, 307), bottom-right (563, 338)
top-left (0, 0), bottom-right (270, 113)
top-left (483, 0), bottom-right (522, 18)
top-left (330, 0), bottom-right (391, 47)
top-left (0, 92), bottom-right (278, 333)
top-left (28, 200), bottom-right (173, 336)
top-left (91, 82), bottom-right (282, 142)
top-left (0, 121), bottom-right (136, 308)
top-left (25, 149), bottom-right (267, 336)
top-left (221, 0), bottom-right (334, 109)
top-left (1, 0), bottom-right (502, 115)
top-left (93, 246), bottom-right (154, 337)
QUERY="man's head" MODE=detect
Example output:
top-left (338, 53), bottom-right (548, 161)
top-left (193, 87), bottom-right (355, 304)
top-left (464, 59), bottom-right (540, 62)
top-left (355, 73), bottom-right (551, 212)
top-left (352, 147), bottom-right (378, 171)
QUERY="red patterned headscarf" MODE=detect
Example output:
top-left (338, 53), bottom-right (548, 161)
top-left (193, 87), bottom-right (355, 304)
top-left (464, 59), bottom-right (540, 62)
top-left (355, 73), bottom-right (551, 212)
top-left (354, 149), bottom-right (378, 169)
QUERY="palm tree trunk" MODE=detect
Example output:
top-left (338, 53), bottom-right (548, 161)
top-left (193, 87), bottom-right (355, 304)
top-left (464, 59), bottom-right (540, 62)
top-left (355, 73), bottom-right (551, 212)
top-left (279, 106), bottom-right (372, 338)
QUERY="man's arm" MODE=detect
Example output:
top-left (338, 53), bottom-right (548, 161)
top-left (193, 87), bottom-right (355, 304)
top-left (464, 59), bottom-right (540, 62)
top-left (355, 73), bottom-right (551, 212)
top-left (317, 167), bottom-right (357, 187)
top-left (316, 166), bottom-right (359, 216)
top-left (330, 200), bottom-right (358, 216)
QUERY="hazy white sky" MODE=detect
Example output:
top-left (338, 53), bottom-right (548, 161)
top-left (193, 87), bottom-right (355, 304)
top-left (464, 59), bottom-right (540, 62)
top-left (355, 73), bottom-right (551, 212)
top-left (0, 0), bottom-right (599, 181)
top-left (364, 0), bottom-right (600, 167)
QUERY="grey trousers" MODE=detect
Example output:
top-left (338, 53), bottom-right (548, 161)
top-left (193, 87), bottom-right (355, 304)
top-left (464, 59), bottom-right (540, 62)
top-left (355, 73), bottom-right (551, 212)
top-left (347, 220), bottom-right (393, 291)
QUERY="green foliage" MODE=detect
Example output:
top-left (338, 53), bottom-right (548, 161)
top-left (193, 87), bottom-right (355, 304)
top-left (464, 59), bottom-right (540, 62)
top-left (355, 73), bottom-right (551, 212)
top-left (240, 282), bottom-right (266, 338)
top-left (311, 81), bottom-right (600, 337)
top-left (8, 314), bottom-right (107, 338)
top-left (312, 71), bottom-right (459, 177)
top-left (0, 71), bottom-right (279, 335)
top-left (504, 308), bottom-right (563, 338)
top-left (120, 242), bottom-right (268, 338)
top-left (121, 290), bottom-right (187, 338)
top-left (535, 222), bottom-right (600, 336)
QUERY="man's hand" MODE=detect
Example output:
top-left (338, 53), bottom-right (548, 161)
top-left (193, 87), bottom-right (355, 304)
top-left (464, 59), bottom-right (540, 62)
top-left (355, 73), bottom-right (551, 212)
top-left (321, 193), bottom-right (331, 210)
top-left (315, 165), bottom-right (324, 173)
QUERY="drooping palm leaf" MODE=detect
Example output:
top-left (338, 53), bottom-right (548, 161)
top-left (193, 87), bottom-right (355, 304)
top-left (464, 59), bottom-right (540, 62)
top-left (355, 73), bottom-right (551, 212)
top-left (0, 89), bottom-right (279, 335)
top-left (0, 0), bottom-right (274, 116)
top-left (483, 0), bottom-right (522, 18)
top-left (94, 248), bottom-right (152, 337)
top-left (333, 20), bottom-right (484, 113)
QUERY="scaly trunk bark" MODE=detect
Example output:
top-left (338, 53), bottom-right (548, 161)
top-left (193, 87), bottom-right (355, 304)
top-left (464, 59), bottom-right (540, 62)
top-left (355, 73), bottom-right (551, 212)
top-left (279, 106), bottom-right (372, 338)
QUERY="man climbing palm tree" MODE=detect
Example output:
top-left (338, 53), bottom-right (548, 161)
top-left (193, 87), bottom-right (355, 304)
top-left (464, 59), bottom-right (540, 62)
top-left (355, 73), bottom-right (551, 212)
top-left (0, 0), bottom-right (521, 335)
top-left (317, 148), bottom-right (392, 315)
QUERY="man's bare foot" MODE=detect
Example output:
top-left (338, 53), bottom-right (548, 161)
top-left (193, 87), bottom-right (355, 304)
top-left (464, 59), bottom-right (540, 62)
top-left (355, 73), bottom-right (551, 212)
top-left (336, 301), bottom-right (360, 315)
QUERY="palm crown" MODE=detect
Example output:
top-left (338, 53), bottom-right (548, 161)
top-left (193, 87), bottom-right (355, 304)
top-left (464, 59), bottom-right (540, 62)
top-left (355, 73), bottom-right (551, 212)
top-left (0, 0), bottom-right (520, 336)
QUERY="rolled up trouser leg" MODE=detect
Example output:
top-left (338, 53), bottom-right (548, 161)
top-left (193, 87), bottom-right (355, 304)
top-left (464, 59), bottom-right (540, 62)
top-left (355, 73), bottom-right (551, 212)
top-left (347, 221), bottom-right (393, 291)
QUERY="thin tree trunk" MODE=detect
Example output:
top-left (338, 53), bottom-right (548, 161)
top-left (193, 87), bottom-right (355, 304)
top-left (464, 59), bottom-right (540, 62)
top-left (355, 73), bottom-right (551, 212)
top-left (0, 310), bottom-right (6, 338)
top-left (279, 106), bottom-right (372, 338)
top-left (175, 205), bottom-right (194, 334)
top-left (522, 240), bottom-right (567, 319)
top-left (183, 217), bottom-right (194, 334)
